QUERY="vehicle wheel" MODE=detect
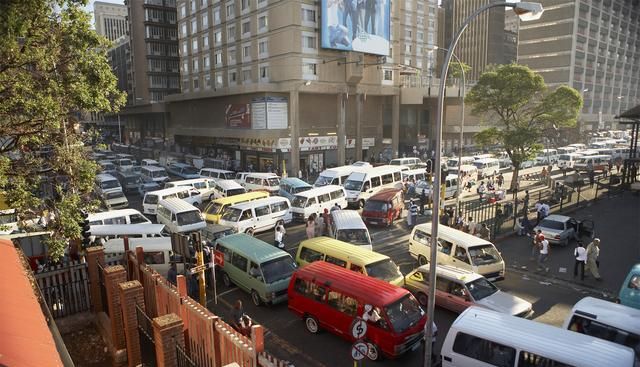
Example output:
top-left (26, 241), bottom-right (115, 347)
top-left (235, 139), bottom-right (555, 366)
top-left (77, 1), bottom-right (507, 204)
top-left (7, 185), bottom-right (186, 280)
top-left (245, 228), bottom-right (254, 236)
top-left (209, 194), bottom-right (215, 201)
top-left (251, 290), bottom-right (262, 306)
top-left (304, 315), bottom-right (320, 334)
top-left (416, 292), bottom-right (428, 307)
top-left (366, 342), bottom-right (381, 361)
top-left (222, 272), bottom-right (232, 287)
top-left (418, 255), bottom-right (428, 266)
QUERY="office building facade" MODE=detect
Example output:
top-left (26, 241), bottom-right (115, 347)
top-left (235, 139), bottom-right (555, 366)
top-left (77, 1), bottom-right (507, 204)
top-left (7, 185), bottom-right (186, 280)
top-left (94, 1), bottom-right (128, 42)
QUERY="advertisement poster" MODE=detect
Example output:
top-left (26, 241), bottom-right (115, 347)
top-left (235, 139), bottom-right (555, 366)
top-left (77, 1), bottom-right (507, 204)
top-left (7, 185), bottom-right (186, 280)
top-left (320, 0), bottom-right (390, 56)
top-left (266, 96), bottom-right (288, 129)
top-left (225, 104), bottom-right (251, 129)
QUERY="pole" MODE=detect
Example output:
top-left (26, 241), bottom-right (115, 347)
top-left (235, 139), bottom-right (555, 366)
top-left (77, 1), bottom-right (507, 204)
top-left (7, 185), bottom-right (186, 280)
top-left (118, 114), bottom-right (122, 144)
top-left (424, 3), bottom-right (517, 366)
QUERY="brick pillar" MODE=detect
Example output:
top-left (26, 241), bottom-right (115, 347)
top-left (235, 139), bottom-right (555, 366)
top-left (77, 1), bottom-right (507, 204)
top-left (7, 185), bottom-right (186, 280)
top-left (105, 265), bottom-right (127, 350)
top-left (251, 325), bottom-right (265, 354)
top-left (86, 246), bottom-right (105, 313)
top-left (119, 280), bottom-right (145, 367)
top-left (153, 313), bottom-right (184, 367)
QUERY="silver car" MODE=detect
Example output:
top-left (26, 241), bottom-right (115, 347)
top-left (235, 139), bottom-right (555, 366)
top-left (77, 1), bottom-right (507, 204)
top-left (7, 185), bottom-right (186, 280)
top-left (533, 214), bottom-right (594, 246)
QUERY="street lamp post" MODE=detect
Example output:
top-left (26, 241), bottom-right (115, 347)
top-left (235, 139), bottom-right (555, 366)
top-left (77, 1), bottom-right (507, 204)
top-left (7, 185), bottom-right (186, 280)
top-left (423, 3), bottom-right (544, 366)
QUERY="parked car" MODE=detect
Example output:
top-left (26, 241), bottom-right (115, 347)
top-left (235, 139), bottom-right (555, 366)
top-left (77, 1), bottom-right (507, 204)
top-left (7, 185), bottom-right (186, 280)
top-left (404, 264), bottom-right (533, 317)
top-left (167, 162), bottom-right (201, 179)
top-left (518, 160), bottom-right (535, 169)
top-left (138, 176), bottom-right (162, 197)
top-left (533, 214), bottom-right (594, 246)
top-left (102, 190), bottom-right (129, 210)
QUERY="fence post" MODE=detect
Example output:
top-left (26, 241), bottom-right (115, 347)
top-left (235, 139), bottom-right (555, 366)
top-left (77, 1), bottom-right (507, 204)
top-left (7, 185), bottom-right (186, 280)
top-left (153, 313), bottom-right (185, 367)
top-left (136, 246), bottom-right (146, 284)
top-left (577, 185), bottom-right (581, 206)
top-left (595, 177), bottom-right (600, 200)
top-left (251, 325), bottom-right (265, 354)
top-left (119, 280), bottom-right (145, 367)
top-left (86, 246), bottom-right (105, 313)
top-left (105, 265), bottom-right (128, 351)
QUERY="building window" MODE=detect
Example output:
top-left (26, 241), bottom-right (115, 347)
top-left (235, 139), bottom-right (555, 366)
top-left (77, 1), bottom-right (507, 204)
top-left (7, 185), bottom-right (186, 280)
top-left (204, 55), bottom-right (210, 68)
top-left (215, 30), bottom-right (222, 44)
top-left (228, 47), bottom-right (236, 65)
top-left (203, 34), bottom-right (209, 49)
top-left (182, 78), bottom-right (190, 91)
top-left (182, 42), bottom-right (188, 55)
top-left (241, 0), bottom-right (250, 12)
top-left (191, 19), bottom-right (198, 34)
top-left (259, 64), bottom-right (269, 81)
top-left (205, 73), bottom-right (211, 89)
top-left (182, 60), bottom-right (189, 73)
top-left (192, 58), bottom-right (199, 72)
top-left (181, 23), bottom-right (187, 36)
top-left (192, 38), bottom-right (198, 51)
top-left (193, 77), bottom-right (199, 90)
top-left (202, 13), bottom-right (209, 28)
top-left (215, 72), bottom-right (223, 88)
top-left (405, 28), bottom-right (412, 39)
top-left (257, 0), bottom-right (267, 8)
top-left (258, 14), bottom-right (268, 32)
top-left (302, 5), bottom-right (316, 26)
top-left (227, 25), bottom-right (236, 42)
top-left (383, 69), bottom-right (393, 81)
top-left (417, 31), bottom-right (424, 41)
top-left (242, 20), bottom-right (251, 36)
top-left (229, 71), bottom-right (237, 84)
top-left (242, 68), bottom-right (252, 82)
top-left (258, 38), bottom-right (268, 58)
top-left (242, 43), bottom-right (251, 61)
top-left (191, 0), bottom-right (197, 12)
top-left (226, 3), bottom-right (235, 19)
top-left (302, 32), bottom-right (317, 52)
top-left (215, 51), bottom-right (222, 65)
top-left (201, 0), bottom-right (207, 7)
top-left (302, 59), bottom-right (318, 79)
top-left (213, 7), bottom-right (221, 23)
top-left (180, 4), bottom-right (186, 18)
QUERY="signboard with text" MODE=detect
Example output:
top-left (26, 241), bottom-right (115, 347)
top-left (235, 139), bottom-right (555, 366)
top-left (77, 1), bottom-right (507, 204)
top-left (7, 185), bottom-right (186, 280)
top-left (225, 104), bottom-right (251, 129)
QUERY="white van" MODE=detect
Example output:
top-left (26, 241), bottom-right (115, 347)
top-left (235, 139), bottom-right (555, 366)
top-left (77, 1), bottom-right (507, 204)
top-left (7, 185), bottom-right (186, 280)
top-left (447, 157), bottom-right (475, 173)
top-left (343, 165), bottom-right (405, 208)
top-left (102, 190), bottom-right (129, 210)
top-left (199, 168), bottom-right (235, 181)
top-left (534, 148), bottom-right (559, 165)
top-left (402, 168), bottom-right (428, 183)
top-left (409, 223), bottom-right (505, 281)
top-left (389, 157), bottom-right (424, 169)
top-left (472, 158), bottom-right (500, 179)
top-left (141, 165), bottom-right (170, 184)
top-left (103, 238), bottom-right (176, 275)
top-left (95, 173), bottom-right (122, 197)
top-left (156, 197), bottom-right (206, 233)
top-left (140, 159), bottom-right (160, 167)
top-left (441, 306), bottom-right (635, 367)
top-left (313, 163), bottom-right (371, 187)
top-left (164, 178), bottom-right (216, 202)
top-left (243, 173), bottom-right (280, 194)
top-left (472, 153), bottom-right (494, 161)
top-left (234, 172), bottom-right (252, 185)
top-left (290, 185), bottom-right (347, 222)
top-left (573, 154), bottom-right (612, 172)
top-left (415, 174), bottom-right (460, 199)
top-left (563, 296), bottom-right (640, 365)
top-left (87, 209), bottom-right (151, 226)
top-left (569, 143), bottom-right (587, 150)
top-left (89, 223), bottom-right (167, 241)
top-left (211, 180), bottom-right (246, 199)
top-left (558, 146), bottom-right (578, 155)
top-left (142, 186), bottom-right (202, 215)
top-left (329, 210), bottom-right (372, 250)
top-left (557, 152), bottom-right (583, 169)
top-left (218, 196), bottom-right (292, 235)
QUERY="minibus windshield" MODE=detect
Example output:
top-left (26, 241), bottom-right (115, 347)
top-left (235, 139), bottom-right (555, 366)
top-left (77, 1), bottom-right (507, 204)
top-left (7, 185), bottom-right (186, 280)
top-left (205, 203), bottom-right (223, 215)
top-left (293, 186), bottom-right (311, 194)
top-left (221, 208), bottom-right (242, 222)
top-left (291, 196), bottom-right (309, 208)
top-left (384, 294), bottom-right (424, 333)
top-left (363, 200), bottom-right (388, 212)
top-left (466, 278), bottom-right (499, 300)
top-left (101, 180), bottom-right (120, 190)
top-left (366, 259), bottom-right (401, 283)
top-left (267, 177), bottom-right (280, 186)
top-left (105, 191), bottom-right (125, 200)
top-left (337, 229), bottom-right (370, 246)
top-left (183, 167), bottom-right (199, 175)
top-left (260, 256), bottom-right (297, 283)
top-left (469, 245), bottom-right (502, 266)
top-left (343, 179), bottom-right (363, 191)
top-left (447, 159), bottom-right (460, 168)
top-left (177, 210), bottom-right (202, 226)
top-left (221, 172), bottom-right (235, 180)
top-left (118, 159), bottom-right (132, 166)
top-left (314, 175), bottom-right (333, 187)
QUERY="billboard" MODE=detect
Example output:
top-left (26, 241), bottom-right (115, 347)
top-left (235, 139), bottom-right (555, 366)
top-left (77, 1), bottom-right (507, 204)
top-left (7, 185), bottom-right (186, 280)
top-left (225, 104), bottom-right (251, 129)
top-left (320, 0), bottom-right (390, 56)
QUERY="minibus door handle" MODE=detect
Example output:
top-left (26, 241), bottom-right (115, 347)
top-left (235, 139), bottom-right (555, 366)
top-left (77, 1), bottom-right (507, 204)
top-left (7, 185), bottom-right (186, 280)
top-left (443, 356), bottom-right (452, 362)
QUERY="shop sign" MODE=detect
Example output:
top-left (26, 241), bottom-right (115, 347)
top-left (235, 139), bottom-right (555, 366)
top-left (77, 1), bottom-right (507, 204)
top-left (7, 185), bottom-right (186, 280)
top-left (278, 138), bottom-right (291, 152)
top-left (225, 104), bottom-right (251, 129)
top-left (362, 138), bottom-right (375, 148)
top-left (382, 138), bottom-right (392, 145)
top-left (300, 136), bottom-right (337, 151)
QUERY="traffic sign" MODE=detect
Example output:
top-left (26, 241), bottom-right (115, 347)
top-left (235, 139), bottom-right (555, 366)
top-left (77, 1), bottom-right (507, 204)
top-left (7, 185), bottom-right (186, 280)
top-left (188, 263), bottom-right (212, 275)
top-left (351, 341), bottom-right (368, 361)
top-left (350, 318), bottom-right (367, 339)
top-left (214, 250), bottom-right (224, 266)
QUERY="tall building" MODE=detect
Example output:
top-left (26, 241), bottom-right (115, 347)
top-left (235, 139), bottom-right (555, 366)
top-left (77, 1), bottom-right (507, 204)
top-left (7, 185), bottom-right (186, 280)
top-left (441, 0), bottom-right (517, 81)
top-left (517, 0), bottom-right (640, 130)
top-left (164, 0), bottom-right (442, 175)
top-left (94, 1), bottom-right (128, 42)
top-left (108, 36), bottom-right (133, 105)
top-left (122, 0), bottom-right (180, 142)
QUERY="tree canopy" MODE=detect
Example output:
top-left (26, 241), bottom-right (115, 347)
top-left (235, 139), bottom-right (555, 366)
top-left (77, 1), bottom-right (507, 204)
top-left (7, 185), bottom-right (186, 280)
top-left (466, 64), bottom-right (582, 190)
top-left (0, 0), bottom-right (126, 260)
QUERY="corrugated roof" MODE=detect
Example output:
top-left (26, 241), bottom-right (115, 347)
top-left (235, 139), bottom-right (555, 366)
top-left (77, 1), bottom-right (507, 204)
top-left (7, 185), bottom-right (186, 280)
top-left (0, 239), bottom-right (63, 367)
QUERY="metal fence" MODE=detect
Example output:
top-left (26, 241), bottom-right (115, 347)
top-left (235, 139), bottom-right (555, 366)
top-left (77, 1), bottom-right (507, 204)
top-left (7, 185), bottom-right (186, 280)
top-left (34, 261), bottom-right (90, 319)
top-left (177, 344), bottom-right (197, 367)
top-left (97, 262), bottom-right (109, 317)
top-left (137, 304), bottom-right (157, 367)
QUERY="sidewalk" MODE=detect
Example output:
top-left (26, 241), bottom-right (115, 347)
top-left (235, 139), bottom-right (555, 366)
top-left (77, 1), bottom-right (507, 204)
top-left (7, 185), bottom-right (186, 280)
top-left (495, 191), bottom-right (640, 296)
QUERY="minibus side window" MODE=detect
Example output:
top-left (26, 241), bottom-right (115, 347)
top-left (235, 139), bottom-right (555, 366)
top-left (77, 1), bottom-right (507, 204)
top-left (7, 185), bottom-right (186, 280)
top-left (325, 255), bottom-right (346, 268)
top-left (371, 176), bottom-right (382, 188)
top-left (105, 216), bottom-right (127, 225)
top-left (413, 230), bottom-right (431, 245)
top-left (452, 332), bottom-right (515, 366)
top-left (299, 247), bottom-right (324, 263)
top-left (318, 193), bottom-right (331, 204)
top-left (382, 173), bottom-right (393, 184)
top-left (216, 244), bottom-right (232, 262)
top-left (294, 278), bottom-right (325, 302)
top-left (326, 290), bottom-right (357, 316)
top-left (454, 247), bottom-right (470, 264)
top-left (143, 251), bottom-right (165, 265)
top-left (270, 201), bottom-right (288, 213)
top-left (330, 190), bottom-right (344, 200)
top-left (518, 351), bottom-right (571, 367)
top-left (130, 214), bottom-right (148, 224)
top-left (440, 241), bottom-right (453, 255)
top-left (350, 264), bottom-right (363, 273)
top-left (255, 205), bottom-right (271, 217)
top-left (231, 253), bottom-right (248, 272)
top-left (393, 172), bottom-right (401, 181)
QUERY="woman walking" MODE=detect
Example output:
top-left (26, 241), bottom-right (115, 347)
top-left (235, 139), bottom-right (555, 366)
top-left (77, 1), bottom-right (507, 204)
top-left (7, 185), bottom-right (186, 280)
top-left (305, 214), bottom-right (316, 239)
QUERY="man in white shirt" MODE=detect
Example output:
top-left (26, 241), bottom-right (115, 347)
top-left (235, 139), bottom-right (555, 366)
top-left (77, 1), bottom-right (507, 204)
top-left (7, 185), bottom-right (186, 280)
top-left (574, 241), bottom-right (587, 280)
top-left (537, 235), bottom-right (550, 272)
top-left (540, 202), bottom-right (550, 219)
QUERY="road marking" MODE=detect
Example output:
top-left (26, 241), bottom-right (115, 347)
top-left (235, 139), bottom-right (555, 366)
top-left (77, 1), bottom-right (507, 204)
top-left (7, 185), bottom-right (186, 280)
top-left (216, 288), bottom-right (239, 299)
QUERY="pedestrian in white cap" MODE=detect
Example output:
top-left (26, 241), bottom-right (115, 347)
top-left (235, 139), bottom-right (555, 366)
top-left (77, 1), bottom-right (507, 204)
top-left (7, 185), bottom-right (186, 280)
top-left (586, 238), bottom-right (602, 281)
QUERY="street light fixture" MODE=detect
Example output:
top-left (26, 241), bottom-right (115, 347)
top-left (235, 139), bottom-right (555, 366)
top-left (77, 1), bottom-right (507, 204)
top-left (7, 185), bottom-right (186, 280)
top-left (424, 2), bottom-right (544, 366)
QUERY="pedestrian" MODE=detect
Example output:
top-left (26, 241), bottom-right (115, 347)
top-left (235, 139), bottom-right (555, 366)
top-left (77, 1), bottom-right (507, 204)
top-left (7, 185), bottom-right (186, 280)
top-left (535, 201), bottom-right (543, 224)
top-left (440, 210), bottom-right (450, 226)
top-left (322, 208), bottom-right (331, 235)
top-left (588, 169), bottom-right (595, 188)
top-left (362, 304), bottom-right (381, 325)
top-left (531, 229), bottom-right (543, 260)
top-left (315, 213), bottom-right (325, 237)
top-left (419, 189), bottom-right (426, 215)
top-left (496, 173), bottom-right (504, 188)
top-left (167, 262), bottom-right (177, 285)
top-left (465, 180), bottom-right (473, 192)
top-left (455, 210), bottom-right (464, 230)
top-left (408, 199), bottom-right (418, 229)
top-left (231, 300), bottom-right (245, 332)
top-left (573, 241), bottom-right (587, 281)
top-left (478, 223), bottom-right (490, 240)
top-left (586, 238), bottom-right (602, 281)
top-left (330, 202), bottom-right (341, 212)
top-left (523, 190), bottom-right (530, 216)
top-left (274, 225), bottom-right (285, 248)
top-left (305, 214), bottom-right (316, 239)
top-left (537, 235), bottom-right (550, 272)
top-left (517, 216), bottom-right (533, 236)
top-left (465, 216), bottom-right (476, 235)
top-left (477, 181), bottom-right (486, 201)
top-left (238, 315), bottom-right (253, 337)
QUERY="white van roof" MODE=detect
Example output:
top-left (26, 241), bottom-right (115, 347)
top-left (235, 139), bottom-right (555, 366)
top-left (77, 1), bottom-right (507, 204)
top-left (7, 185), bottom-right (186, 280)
top-left (294, 185), bottom-right (344, 198)
top-left (318, 165), bottom-right (370, 178)
top-left (89, 223), bottom-right (166, 237)
top-left (215, 179), bottom-right (244, 190)
top-left (413, 222), bottom-right (493, 249)
top-left (246, 172), bottom-right (279, 179)
top-left (200, 168), bottom-right (234, 174)
top-left (142, 166), bottom-right (167, 172)
top-left (88, 209), bottom-right (148, 222)
top-left (104, 237), bottom-right (172, 254)
top-left (158, 197), bottom-right (200, 213)
top-left (145, 186), bottom-right (191, 197)
top-left (452, 307), bottom-right (635, 367)
top-left (166, 178), bottom-right (213, 186)
top-left (229, 196), bottom-right (289, 211)
top-left (96, 173), bottom-right (118, 182)
top-left (473, 157), bottom-right (499, 164)
top-left (331, 210), bottom-right (367, 230)
top-left (402, 168), bottom-right (427, 175)
top-left (568, 297), bottom-right (640, 333)
top-left (347, 165), bottom-right (405, 180)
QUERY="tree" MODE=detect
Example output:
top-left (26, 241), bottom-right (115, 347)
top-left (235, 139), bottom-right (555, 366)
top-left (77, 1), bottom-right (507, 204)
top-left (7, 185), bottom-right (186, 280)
top-left (0, 0), bottom-right (126, 260)
top-left (447, 61), bottom-right (472, 81)
top-left (466, 64), bottom-right (582, 191)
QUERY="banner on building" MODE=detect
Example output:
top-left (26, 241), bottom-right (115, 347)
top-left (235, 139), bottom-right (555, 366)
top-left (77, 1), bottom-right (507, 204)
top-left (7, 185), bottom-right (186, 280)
top-left (225, 104), bottom-right (251, 129)
top-left (251, 96), bottom-right (289, 129)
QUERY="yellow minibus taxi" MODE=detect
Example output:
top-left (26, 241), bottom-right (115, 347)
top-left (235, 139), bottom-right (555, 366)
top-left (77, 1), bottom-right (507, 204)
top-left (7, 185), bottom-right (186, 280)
top-left (202, 191), bottom-right (269, 224)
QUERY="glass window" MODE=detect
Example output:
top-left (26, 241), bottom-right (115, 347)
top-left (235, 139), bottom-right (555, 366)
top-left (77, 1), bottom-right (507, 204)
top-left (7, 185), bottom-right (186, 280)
top-left (370, 176), bottom-right (382, 187)
top-left (436, 278), bottom-right (451, 292)
top-left (258, 15), bottom-right (268, 29)
top-left (129, 214), bottom-right (148, 224)
top-left (143, 251), bottom-right (166, 265)
top-left (299, 247), bottom-right (323, 263)
top-left (327, 291), bottom-right (357, 316)
top-left (413, 230), bottom-right (431, 246)
top-left (452, 332), bottom-right (516, 366)
top-left (440, 240), bottom-right (453, 255)
top-left (518, 351), bottom-right (572, 367)
top-left (255, 205), bottom-right (270, 217)
top-left (330, 190), bottom-right (344, 200)
top-left (567, 315), bottom-right (640, 357)
top-left (318, 193), bottom-right (331, 203)
top-left (231, 252), bottom-right (248, 271)
top-left (628, 275), bottom-right (640, 289)
top-left (325, 255), bottom-right (346, 268)
top-left (454, 246), bottom-right (470, 264)
top-left (381, 174), bottom-right (393, 185)
top-left (270, 201), bottom-right (288, 212)
top-left (216, 244), bottom-right (232, 262)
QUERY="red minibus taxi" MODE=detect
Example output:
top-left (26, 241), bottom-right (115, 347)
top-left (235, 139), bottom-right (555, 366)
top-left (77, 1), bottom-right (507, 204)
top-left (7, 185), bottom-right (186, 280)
top-left (287, 261), bottom-right (426, 361)
top-left (361, 188), bottom-right (404, 227)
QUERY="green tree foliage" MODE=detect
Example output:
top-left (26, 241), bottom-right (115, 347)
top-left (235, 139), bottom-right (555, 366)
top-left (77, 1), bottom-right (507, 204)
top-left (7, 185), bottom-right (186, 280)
top-left (466, 64), bottom-right (582, 190)
top-left (447, 61), bottom-right (472, 81)
top-left (0, 0), bottom-right (126, 260)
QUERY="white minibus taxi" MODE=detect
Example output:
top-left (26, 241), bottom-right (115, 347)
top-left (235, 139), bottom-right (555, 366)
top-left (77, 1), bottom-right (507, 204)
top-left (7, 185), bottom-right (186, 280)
top-left (87, 209), bottom-right (151, 226)
top-left (290, 185), bottom-right (347, 222)
top-left (329, 210), bottom-right (372, 250)
top-left (441, 306), bottom-right (635, 367)
top-left (447, 157), bottom-right (475, 173)
top-left (90, 223), bottom-right (167, 242)
top-left (199, 168), bottom-right (235, 181)
top-left (557, 152), bottom-right (583, 169)
top-left (218, 197), bottom-right (292, 236)
top-left (95, 173), bottom-right (122, 197)
top-left (140, 165), bottom-right (170, 184)
top-left (243, 173), bottom-right (281, 195)
top-left (534, 148), bottom-right (558, 165)
top-left (402, 168), bottom-right (428, 183)
top-left (343, 165), bottom-right (404, 208)
top-left (164, 178), bottom-right (216, 202)
top-left (142, 186), bottom-right (201, 215)
top-left (156, 198), bottom-right (206, 233)
top-left (103, 238), bottom-right (176, 275)
top-left (313, 163), bottom-right (371, 187)
top-left (558, 146), bottom-right (578, 155)
top-left (211, 180), bottom-right (246, 199)
top-left (472, 158), bottom-right (500, 179)
top-left (389, 157), bottom-right (424, 169)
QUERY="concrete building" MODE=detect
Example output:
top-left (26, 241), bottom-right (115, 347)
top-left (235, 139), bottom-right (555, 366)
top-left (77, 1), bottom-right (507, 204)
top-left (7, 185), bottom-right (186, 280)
top-left (94, 1), bottom-right (128, 42)
top-left (163, 0), bottom-right (464, 176)
top-left (121, 0), bottom-right (180, 144)
top-left (441, 0), bottom-right (517, 81)
top-left (108, 36), bottom-right (133, 106)
top-left (517, 0), bottom-right (640, 131)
